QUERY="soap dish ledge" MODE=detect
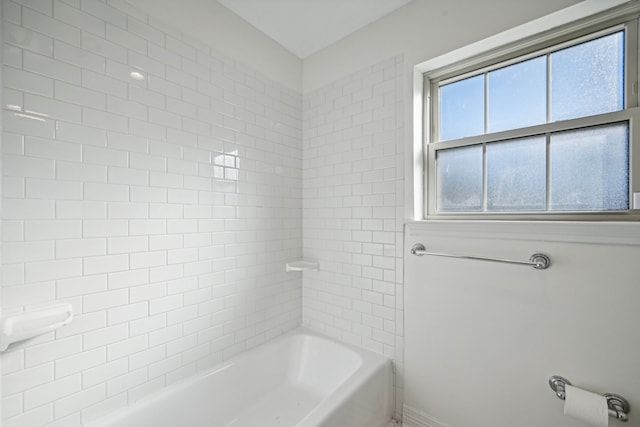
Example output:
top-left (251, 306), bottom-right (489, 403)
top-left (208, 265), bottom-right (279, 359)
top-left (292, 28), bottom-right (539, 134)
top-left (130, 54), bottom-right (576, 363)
top-left (285, 260), bottom-right (318, 272)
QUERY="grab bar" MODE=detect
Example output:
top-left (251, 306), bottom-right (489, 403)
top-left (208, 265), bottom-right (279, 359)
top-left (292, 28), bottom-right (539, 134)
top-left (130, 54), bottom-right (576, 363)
top-left (409, 243), bottom-right (551, 270)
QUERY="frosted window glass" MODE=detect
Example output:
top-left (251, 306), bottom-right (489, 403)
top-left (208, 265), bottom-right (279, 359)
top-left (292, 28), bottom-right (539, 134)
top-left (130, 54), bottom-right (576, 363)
top-left (488, 56), bottom-right (547, 133)
top-left (486, 136), bottom-right (546, 211)
top-left (550, 123), bottom-right (629, 211)
top-left (440, 75), bottom-right (484, 141)
top-left (551, 31), bottom-right (624, 121)
top-left (437, 145), bottom-right (483, 211)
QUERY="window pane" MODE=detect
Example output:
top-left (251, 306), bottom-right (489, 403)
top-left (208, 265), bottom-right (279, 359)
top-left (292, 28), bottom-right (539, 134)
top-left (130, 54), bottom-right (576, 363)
top-left (488, 56), bottom-right (547, 133)
top-left (550, 123), bottom-right (629, 211)
top-left (551, 31), bottom-right (624, 122)
top-left (487, 136), bottom-right (546, 211)
top-left (440, 74), bottom-right (484, 141)
top-left (437, 145), bottom-right (483, 211)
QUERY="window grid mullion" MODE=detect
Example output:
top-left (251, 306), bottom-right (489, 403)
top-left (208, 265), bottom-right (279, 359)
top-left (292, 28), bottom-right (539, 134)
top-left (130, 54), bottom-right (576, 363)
top-left (483, 142), bottom-right (488, 212)
top-left (484, 72), bottom-right (489, 134)
top-left (546, 133), bottom-right (551, 210)
top-left (546, 53), bottom-right (552, 124)
top-left (546, 52), bottom-right (552, 211)
top-left (484, 72), bottom-right (489, 212)
top-left (434, 109), bottom-right (633, 150)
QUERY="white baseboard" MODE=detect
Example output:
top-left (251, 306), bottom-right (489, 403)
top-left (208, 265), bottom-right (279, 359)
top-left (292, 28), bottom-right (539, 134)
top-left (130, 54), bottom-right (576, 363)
top-left (402, 405), bottom-right (451, 427)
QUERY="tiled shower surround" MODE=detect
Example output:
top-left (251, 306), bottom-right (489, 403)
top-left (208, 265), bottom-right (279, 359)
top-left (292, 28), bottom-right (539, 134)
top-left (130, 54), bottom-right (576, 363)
top-left (1, 0), bottom-right (404, 425)
top-left (1, 0), bottom-right (302, 425)
top-left (302, 56), bottom-right (405, 415)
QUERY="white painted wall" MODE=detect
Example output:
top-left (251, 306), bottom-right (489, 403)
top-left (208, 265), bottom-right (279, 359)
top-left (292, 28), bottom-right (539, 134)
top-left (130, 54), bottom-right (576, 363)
top-left (302, 0), bottom-right (582, 93)
top-left (127, 0), bottom-right (302, 93)
top-left (404, 222), bottom-right (640, 427)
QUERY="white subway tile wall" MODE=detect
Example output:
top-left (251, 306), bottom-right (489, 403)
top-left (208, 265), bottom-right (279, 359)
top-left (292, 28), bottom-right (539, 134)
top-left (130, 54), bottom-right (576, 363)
top-left (1, 0), bottom-right (303, 425)
top-left (302, 55), bottom-right (405, 417)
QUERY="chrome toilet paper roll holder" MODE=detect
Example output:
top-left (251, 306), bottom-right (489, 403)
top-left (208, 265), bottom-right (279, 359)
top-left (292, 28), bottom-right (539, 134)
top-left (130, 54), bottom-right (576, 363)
top-left (549, 375), bottom-right (630, 422)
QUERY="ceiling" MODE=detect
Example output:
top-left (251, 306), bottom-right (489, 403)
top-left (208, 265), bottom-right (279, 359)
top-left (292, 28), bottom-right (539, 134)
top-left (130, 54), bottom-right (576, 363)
top-left (216, 0), bottom-right (413, 58)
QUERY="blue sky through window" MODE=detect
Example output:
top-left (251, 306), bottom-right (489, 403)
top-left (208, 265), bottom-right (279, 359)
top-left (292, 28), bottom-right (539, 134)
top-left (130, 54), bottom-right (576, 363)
top-left (488, 56), bottom-right (546, 132)
top-left (440, 74), bottom-right (484, 141)
top-left (439, 31), bottom-right (624, 141)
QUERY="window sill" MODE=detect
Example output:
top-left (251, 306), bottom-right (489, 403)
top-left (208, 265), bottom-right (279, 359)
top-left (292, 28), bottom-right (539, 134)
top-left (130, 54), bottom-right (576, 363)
top-left (405, 219), bottom-right (640, 246)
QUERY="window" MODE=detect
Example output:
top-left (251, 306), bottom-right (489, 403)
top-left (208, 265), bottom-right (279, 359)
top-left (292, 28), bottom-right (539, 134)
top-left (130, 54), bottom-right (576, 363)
top-left (424, 14), bottom-right (640, 220)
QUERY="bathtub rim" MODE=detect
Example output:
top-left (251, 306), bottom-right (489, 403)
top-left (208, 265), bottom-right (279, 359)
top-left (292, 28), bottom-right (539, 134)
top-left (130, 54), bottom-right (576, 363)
top-left (84, 325), bottom-right (393, 427)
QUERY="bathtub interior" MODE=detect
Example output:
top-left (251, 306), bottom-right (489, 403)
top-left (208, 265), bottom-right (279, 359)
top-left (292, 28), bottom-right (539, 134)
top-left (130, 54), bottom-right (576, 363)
top-left (223, 334), bottom-right (366, 427)
top-left (287, 334), bottom-right (363, 394)
top-left (86, 330), bottom-right (383, 427)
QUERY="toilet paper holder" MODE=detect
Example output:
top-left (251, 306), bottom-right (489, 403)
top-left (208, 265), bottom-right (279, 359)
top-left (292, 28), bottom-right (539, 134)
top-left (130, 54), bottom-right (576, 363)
top-left (549, 375), bottom-right (630, 422)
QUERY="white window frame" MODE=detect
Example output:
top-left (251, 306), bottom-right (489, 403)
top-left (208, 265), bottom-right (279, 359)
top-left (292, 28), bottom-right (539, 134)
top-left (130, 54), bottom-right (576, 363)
top-left (415, 2), bottom-right (640, 221)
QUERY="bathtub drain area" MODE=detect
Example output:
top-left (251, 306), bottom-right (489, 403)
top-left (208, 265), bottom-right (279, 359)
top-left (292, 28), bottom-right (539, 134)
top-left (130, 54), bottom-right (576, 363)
top-left (225, 383), bottom-right (322, 426)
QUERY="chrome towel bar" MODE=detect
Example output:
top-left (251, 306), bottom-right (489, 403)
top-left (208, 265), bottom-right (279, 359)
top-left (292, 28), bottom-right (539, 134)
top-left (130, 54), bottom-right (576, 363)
top-left (409, 243), bottom-right (551, 270)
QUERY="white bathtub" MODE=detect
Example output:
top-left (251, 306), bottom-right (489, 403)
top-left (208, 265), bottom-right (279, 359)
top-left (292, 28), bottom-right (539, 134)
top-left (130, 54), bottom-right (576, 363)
top-left (87, 327), bottom-right (393, 427)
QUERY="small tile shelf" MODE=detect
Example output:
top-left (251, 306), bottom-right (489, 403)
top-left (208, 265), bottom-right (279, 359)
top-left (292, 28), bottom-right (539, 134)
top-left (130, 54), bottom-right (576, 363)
top-left (0, 303), bottom-right (73, 352)
top-left (285, 260), bottom-right (319, 272)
